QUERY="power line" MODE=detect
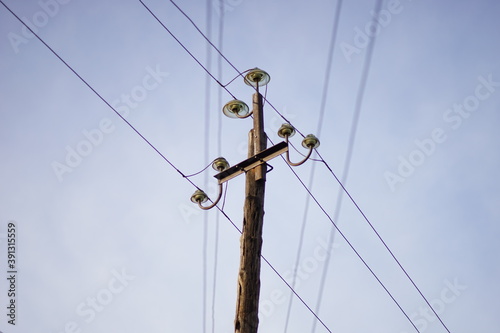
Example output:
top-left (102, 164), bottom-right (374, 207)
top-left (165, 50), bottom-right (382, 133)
top-left (141, 1), bottom-right (452, 330)
top-left (161, 0), bottom-right (304, 136)
top-left (214, 205), bottom-right (333, 333)
top-left (307, 0), bottom-right (451, 331)
top-left (313, 0), bottom-right (383, 329)
top-left (260, 131), bottom-right (420, 331)
top-left (143, 0), bottom-right (301, 141)
top-left (0, 3), bottom-right (331, 331)
top-left (169, 0), bottom-right (238, 76)
top-left (0, 0), bottom-right (193, 184)
top-left (261, 256), bottom-right (332, 333)
top-left (202, 200), bottom-right (208, 333)
top-left (4, 0), bottom-right (448, 329)
top-left (284, 1), bottom-right (343, 331)
top-left (316, 151), bottom-right (453, 333)
top-left (205, 186), bottom-right (332, 332)
top-left (315, 0), bottom-right (344, 140)
top-left (139, 5), bottom-right (331, 326)
top-left (184, 161), bottom-right (214, 178)
top-left (137, 2), bottom-right (450, 331)
top-left (202, 0), bottom-right (214, 331)
top-left (274, 148), bottom-right (420, 333)
top-left (212, 1), bottom-right (224, 332)
top-left (138, 0), bottom-right (236, 100)
top-left (216, 0), bottom-right (224, 156)
top-left (138, 2), bottom-right (427, 331)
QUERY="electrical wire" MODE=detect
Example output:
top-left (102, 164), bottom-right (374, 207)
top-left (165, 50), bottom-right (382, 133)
top-left (288, 140), bottom-right (322, 162)
top-left (0, 2), bottom-right (332, 331)
top-left (312, 0), bottom-right (380, 330)
top-left (138, 2), bottom-right (430, 331)
top-left (162, 0), bottom-right (304, 137)
top-left (138, 0), bottom-right (236, 100)
top-left (202, 0), bottom-right (214, 331)
top-left (221, 68), bottom-right (254, 87)
top-left (212, 1), bottom-right (224, 332)
top-left (261, 255), bottom-right (332, 333)
top-left (262, 83), bottom-right (268, 107)
top-left (0, 9), bottom-right (239, 333)
top-left (263, 134), bottom-right (420, 332)
top-left (4, 0), bottom-right (449, 330)
top-left (0, 1), bottom-right (197, 184)
top-left (0, 0), bottom-right (234, 252)
top-left (146, 2), bottom-right (452, 330)
top-left (309, 1), bottom-right (450, 332)
top-left (212, 204), bottom-right (333, 332)
top-left (316, 150), bottom-right (454, 333)
top-left (276, 150), bottom-right (420, 333)
top-left (203, 209), bottom-right (209, 333)
top-left (284, 2), bottom-right (344, 331)
top-left (184, 161), bottom-right (213, 178)
top-left (140, 2), bottom-right (451, 331)
top-left (202, 212), bottom-right (208, 333)
top-left (212, 189), bottom-right (333, 332)
top-left (142, 3), bottom-right (332, 324)
top-left (220, 182), bottom-right (228, 211)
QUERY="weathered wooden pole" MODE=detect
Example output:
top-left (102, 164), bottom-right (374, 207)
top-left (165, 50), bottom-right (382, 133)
top-left (234, 90), bottom-right (267, 333)
top-left (190, 68), bottom-right (318, 332)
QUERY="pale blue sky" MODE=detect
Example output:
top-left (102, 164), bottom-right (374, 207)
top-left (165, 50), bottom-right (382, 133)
top-left (1, 0), bottom-right (499, 332)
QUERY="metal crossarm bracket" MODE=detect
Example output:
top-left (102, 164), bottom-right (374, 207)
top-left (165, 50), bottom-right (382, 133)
top-left (214, 141), bottom-right (288, 184)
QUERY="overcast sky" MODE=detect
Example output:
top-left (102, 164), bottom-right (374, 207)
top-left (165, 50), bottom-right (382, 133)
top-left (1, 0), bottom-right (499, 332)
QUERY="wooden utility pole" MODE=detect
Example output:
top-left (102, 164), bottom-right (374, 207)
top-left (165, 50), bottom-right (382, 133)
top-left (234, 91), bottom-right (266, 333)
top-left (191, 68), bottom-right (318, 333)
